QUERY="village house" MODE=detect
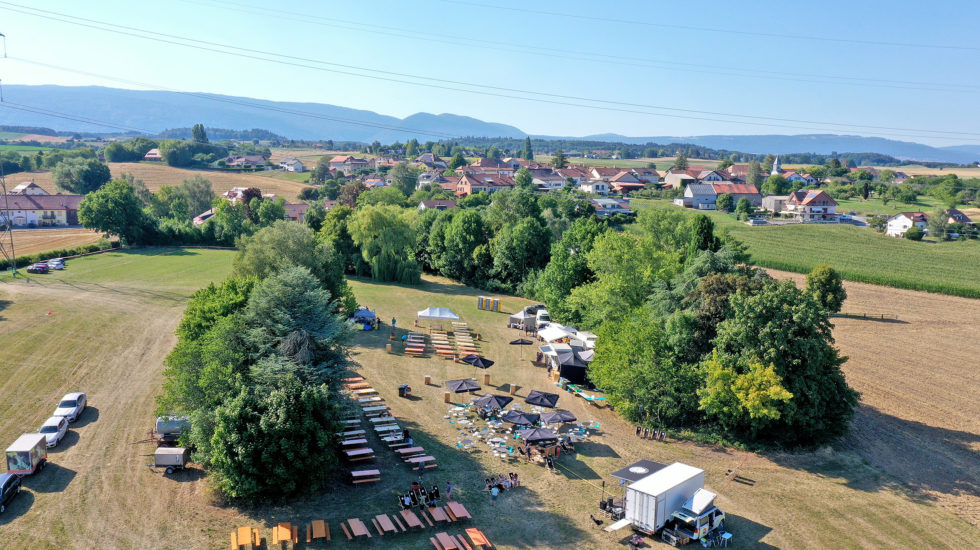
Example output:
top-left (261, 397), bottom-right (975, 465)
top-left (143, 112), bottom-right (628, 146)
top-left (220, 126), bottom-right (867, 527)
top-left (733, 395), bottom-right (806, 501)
top-left (579, 180), bottom-right (610, 195)
top-left (418, 200), bottom-right (456, 211)
top-left (886, 212), bottom-right (929, 237)
top-left (414, 152), bottom-right (447, 170)
top-left (143, 148), bottom-right (162, 161)
top-left (590, 197), bottom-right (633, 217)
top-left (9, 181), bottom-right (48, 195)
top-left (608, 171), bottom-right (646, 194)
top-left (416, 172), bottom-right (455, 191)
top-left (278, 157), bottom-right (305, 172)
top-left (532, 173), bottom-right (566, 191)
top-left (663, 169), bottom-right (699, 189)
top-left (329, 155), bottom-right (370, 175)
top-left (363, 175), bottom-right (387, 188)
top-left (554, 167), bottom-right (589, 184)
top-left (283, 203), bottom-right (310, 223)
top-left (0, 194), bottom-right (84, 227)
top-left (455, 173), bottom-right (515, 196)
top-left (761, 195), bottom-right (789, 214)
top-left (782, 189), bottom-right (839, 222)
top-left (677, 182), bottom-right (762, 209)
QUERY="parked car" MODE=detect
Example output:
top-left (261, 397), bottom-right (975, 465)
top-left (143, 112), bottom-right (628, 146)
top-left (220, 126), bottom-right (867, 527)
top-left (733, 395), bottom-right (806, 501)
top-left (46, 258), bottom-right (65, 270)
top-left (839, 214), bottom-right (852, 221)
top-left (0, 473), bottom-right (22, 514)
top-left (53, 392), bottom-right (87, 422)
top-left (38, 416), bottom-right (69, 448)
top-left (27, 263), bottom-right (49, 274)
top-left (747, 218), bottom-right (767, 225)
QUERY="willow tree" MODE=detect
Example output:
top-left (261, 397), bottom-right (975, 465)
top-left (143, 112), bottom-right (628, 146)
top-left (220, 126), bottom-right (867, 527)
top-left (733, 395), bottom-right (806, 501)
top-left (348, 204), bottom-right (421, 283)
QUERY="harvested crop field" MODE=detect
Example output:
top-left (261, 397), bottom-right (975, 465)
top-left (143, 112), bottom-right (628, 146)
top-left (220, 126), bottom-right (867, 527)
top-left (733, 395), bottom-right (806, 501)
top-left (25, 163), bottom-right (314, 201)
top-left (767, 269), bottom-right (980, 524)
top-left (9, 228), bottom-right (106, 256)
top-left (0, 252), bottom-right (975, 549)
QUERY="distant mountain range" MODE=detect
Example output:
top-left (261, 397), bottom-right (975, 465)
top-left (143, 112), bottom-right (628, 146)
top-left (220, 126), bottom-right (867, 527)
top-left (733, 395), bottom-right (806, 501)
top-left (3, 85), bottom-right (977, 164)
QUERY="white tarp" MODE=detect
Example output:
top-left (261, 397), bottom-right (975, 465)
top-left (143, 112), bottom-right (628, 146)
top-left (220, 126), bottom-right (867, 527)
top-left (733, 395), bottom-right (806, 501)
top-left (604, 518), bottom-right (633, 532)
top-left (417, 307), bottom-right (460, 320)
top-left (683, 488), bottom-right (717, 515)
top-left (538, 325), bottom-right (573, 343)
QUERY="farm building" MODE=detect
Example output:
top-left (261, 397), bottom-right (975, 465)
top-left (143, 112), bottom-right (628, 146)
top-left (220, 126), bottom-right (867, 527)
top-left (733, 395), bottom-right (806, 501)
top-left (886, 212), bottom-right (928, 237)
top-left (590, 198), bottom-right (632, 217)
top-left (143, 148), bottom-right (162, 161)
top-left (677, 183), bottom-right (761, 209)
top-left (761, 195), bottom-right (789, 213)
top-left (0, 194), bottom-right (84, 227)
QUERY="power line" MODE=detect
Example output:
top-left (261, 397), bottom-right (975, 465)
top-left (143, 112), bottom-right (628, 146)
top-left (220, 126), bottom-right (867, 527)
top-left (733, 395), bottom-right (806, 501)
top-left (6, 57), bottom-right (459, 139)
top-left (0, 100), bottom-right (154, 134)
top-left (439, 0), bottom-right (980, 53)
top-left (184, 0), bottom-right (980, 94)
top-left (2, 2), bottom-right (978, 142)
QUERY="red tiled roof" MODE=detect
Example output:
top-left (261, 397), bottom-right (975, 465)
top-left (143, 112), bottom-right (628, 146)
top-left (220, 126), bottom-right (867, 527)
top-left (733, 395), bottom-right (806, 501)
top-left (711, 183), bottom-right (759, 195)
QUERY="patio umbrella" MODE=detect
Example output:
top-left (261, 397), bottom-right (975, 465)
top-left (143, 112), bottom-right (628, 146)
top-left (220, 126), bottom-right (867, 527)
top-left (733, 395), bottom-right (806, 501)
top-left (509, 338), bottom-right (534, 360)
top-left (461, 354), bottom-right (495, 369)
top-left (502, 410), bottom-right (540, 426)
top-left (518, 428), bottom-right (559, 446)
top-left (446, 378), bottom-right (481, 394)
top-left (540, 409), bottom-right (577, 424)
top-left (473, 394), bottom-right (513, 410)
top-left (525, 390), bottom-right (560, 408)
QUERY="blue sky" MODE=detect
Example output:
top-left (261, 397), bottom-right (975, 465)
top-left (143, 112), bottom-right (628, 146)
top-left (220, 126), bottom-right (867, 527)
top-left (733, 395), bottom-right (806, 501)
top-left (1, 0), bottom-right (978, 145)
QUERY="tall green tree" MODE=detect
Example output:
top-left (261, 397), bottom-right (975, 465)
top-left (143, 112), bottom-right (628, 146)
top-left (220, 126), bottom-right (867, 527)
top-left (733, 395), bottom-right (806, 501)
top-left (514, 167), bottom-right (533, 190)
top-left (804, 264), bottom-right (847, 313)
top-left (522, 136), bottom-right (534, 161)
top-left (348, 204), bottom-right (421, 283)
top-left (491, 217), bottom-right (551, 288)
top-left (761, 154), bottom-right (776, 174)
top-left (437, 209), bottom-right (489, 283)
top-left (716, 193), bottom-right (734, 212)
top-left (448, 153), bottom-right (467, 171)
top-left (762, 175), bottom-right (789, 195)
top-left (181, 175), bottom-right (215, 216)
top-left (746, 160), bottom-right (762, 188)
top-left (191, 123), bottom-right (209, 144)
top-left (534, 217), bottom-right (607, 323)
top-left (673, 154), bottom-right (689, 171)
top-left (551, 148), bottom-right (567, 169)
top-left (389, 162), bottom-right (420, 196)
top-left (53, 158), bottom-right (112, 194)
top-left (78, 179), bottom-right (152, 244)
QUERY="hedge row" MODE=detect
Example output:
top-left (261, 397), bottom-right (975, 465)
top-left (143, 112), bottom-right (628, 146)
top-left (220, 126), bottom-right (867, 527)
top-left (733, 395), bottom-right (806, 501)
top-left (0, 239), bottom-right (121, 271)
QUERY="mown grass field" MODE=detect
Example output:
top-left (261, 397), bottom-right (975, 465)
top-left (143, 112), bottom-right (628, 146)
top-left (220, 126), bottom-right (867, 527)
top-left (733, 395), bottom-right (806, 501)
top-left (834, 196), bottom-right (947, 217)
top-left (0, 250), bottom-right (976, 548)
top-left (633, 199), bottom-right (980, 298)
top-left (9, 228), bottom-right (106, 257)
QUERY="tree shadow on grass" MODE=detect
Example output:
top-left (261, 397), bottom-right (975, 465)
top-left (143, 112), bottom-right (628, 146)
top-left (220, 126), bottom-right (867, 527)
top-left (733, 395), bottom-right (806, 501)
top-left (768, 404), bottom-right (980, 508)
top-left (0, 298), bottom-right (11, 321)
top-left (723, 512), bottom-right (778, 549)
top-left (574, 442), bottom-right (621, 460)
top-left (228, 414), bottom-right (590, 549)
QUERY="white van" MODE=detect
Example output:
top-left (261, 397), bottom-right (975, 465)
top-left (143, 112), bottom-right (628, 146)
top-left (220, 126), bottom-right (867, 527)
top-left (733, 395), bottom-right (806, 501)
top-left (536, 309), bottom-right (551, 328)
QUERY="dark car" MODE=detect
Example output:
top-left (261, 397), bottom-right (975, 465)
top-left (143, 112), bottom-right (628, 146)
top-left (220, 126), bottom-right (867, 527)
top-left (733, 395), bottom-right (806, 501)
top-left (27, 263), bottom-right (49, 274)
top-left (0, 472), bottom-right (22, 513)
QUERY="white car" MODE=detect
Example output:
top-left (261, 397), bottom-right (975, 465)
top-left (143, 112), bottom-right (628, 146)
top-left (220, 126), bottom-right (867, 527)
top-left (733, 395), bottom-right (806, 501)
top-left (39, 416), bottom-right (69, 448)
top-left (54, 392), bottom-right (87, 422)
top-left (46, 258), bottom-right (65, 270)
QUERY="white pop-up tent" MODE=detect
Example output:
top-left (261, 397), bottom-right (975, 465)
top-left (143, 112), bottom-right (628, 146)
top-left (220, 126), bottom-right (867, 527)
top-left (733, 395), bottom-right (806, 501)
top-left (417, 307), bottom-right (460, 321)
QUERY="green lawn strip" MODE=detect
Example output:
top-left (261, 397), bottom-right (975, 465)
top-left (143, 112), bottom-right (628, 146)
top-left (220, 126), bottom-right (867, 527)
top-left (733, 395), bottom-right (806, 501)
top-left (632, 199), bottom-right (980, 298)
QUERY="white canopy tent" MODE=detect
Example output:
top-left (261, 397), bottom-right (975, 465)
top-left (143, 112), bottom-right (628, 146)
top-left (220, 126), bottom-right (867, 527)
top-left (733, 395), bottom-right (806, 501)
top-left (417, 307), bottom-right (460, 321)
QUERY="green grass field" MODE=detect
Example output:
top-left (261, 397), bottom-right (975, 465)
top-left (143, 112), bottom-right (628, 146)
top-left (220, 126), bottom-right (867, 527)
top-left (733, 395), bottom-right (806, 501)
top-left (0, 144), bottom-right (55, 153)
top-left (255, 170), bottom-right (311, 184)
top-left (633, 199), bottom-right (980, 298)
top-left (0, 131), bottom-right (27, 140)
top-left (834, 196), bottom-right (945, 217)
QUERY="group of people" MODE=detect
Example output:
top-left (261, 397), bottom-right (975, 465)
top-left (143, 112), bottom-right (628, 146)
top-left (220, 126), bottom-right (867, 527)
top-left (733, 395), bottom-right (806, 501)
top-left (400, 480), bottom-right (447, 510)
top-left (485, 473), bottom-right (519, 506)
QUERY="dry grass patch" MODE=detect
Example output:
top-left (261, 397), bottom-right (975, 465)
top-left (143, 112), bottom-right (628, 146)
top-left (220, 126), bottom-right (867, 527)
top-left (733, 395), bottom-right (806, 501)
top-left (9, 228), bottom-right (105, 256)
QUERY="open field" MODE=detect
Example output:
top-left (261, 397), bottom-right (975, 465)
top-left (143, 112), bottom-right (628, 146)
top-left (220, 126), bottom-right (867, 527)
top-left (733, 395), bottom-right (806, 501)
top-left (0, 250), bottom-right (976, 548)
top-left (535, 155), bottom-right (718, 170)
top-left (784, 163), bottom-right (980, 179)
top-left (23, 162), bottom-right (314, 202)
top-left (0, 144), bottom-right (55, 153)
top-left (0, 131), bottom-right (27, 140)
top-left (9, 228), bottom-right (106, 257)
top-left (834, 196), bottom-right (948, 217)
top-left (633, 199), bottom-right (980, 298)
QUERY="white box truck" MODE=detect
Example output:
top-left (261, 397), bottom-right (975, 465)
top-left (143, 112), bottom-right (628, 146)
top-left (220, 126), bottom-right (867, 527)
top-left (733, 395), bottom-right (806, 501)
top-left (624, 462), bottom-right (705, 535)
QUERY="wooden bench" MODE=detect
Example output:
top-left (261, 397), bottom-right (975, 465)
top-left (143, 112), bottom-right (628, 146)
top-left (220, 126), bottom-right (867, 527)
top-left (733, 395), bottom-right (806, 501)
top-left (371, 518), bottom-right (385, 536)
top-left (456, 534), bottom-right (474, 550)
top-left (340, 522), bottom-right (353, 540)
top-left (358, 397), bottom-right (382, 404)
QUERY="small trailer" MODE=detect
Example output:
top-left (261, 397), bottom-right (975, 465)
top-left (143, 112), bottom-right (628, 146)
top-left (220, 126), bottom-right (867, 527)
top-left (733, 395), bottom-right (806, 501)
top-left (5, 433), bottom-right (48, 476)
top-left (154, 447), bottom-right (190, 475)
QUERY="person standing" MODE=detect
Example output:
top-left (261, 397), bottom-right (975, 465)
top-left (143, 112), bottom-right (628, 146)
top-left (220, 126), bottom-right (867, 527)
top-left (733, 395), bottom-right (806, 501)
top-left (392, 317), bottom-right (397, 328)
top-left (490, 485), bottom-right (499, 506)
top-left (445, 481), bottom-right (454, 499)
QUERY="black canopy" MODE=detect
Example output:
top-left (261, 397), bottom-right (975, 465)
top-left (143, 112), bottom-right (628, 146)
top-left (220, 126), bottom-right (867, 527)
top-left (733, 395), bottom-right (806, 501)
top-left (509, 338), bottom-right (534, 345)
top-left (610, 459), bottom-right (668, 483)
top-left (445, 378), bottom-right (481, 393)
top-left (518, 428), bottom-right (559, 445)
top-left (461, 354), bottom-right (495, 369)
top-left (473, 394), bottom-right (513, 410)
top-left (525, 390), bottom-right (559, 408)
top-left (540, 409), bottom-right (577, 424)
top-left (501, 410), bottom-right (540, 426)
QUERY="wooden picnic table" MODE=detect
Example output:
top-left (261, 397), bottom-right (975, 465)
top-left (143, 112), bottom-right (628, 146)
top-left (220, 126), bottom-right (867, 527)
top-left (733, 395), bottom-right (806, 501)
top-left (375, 514), bottom-right (398, 534)
top-left (312, 519), bottom-right (329, 540)
top-left (352, 388), bottom-right (378, 395)
top-left (436, 531), bottom-right (459, 549)
top-left (345, 382), bottom-right (370, 389)
top-left (342, 419), bottom-right (361, 425)
top-left (466, 528), bottom-right (491, 548)
top-left (341, 438), bottom-right (368, 446)
top-left (370, 416), bottom-right (397, 423)
top-left (232, 526), bottom-right (259, 549)
top-left (358, 396), bottom-right (382, 403)
top-left (447, 501), bottom-right (471, 520)
top-left (400, 509), bottom-right (424, 528)
top-left (362, 405), bottom-right (388, 413)
top-left (428, 506), bottom-right (450, 523)
top-left (375, 424), bottom-right (401, 433)
top-left (345, 447), bottom-right (374, 458)
top-left (272, 522), bottom-right (298, 544)
top-left (395, 446), bottom-right (425, 455)
top-left (347, 518), bottom-right (371, 538)
top-left (339, 429), bottom-right (366, 437)
top-left (406, 455), bottom-right (435, 464)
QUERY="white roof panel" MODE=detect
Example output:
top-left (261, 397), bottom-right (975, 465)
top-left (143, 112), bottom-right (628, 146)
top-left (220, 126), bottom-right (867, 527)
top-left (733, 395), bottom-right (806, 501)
top-left (628, 462), bottom-right (704, 497)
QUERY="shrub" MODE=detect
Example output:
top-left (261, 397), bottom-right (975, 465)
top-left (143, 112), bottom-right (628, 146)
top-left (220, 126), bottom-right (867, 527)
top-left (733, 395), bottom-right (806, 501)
top-left (904, 226), bottom-right (924, 241)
